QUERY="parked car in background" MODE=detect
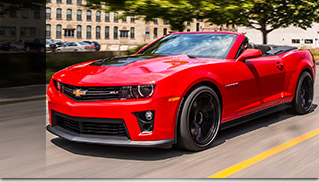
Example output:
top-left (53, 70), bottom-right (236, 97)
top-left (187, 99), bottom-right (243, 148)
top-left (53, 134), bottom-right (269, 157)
top-left (25, 39), bottom-right (45, 52)
top-left (9, 41), bottom-right (25, 51)
top-left (0, 41), bottom-right (11, 51)
top-left (84, 41), bottom-right (101, 51)
top-left (46, 40), bottom-right (63, 52)
top-left (55, 42), bottom-right (66, 48)
top-left (46, 39), bottom-right (57, 52)
top-left (56, 42), bottom-right (95, 52)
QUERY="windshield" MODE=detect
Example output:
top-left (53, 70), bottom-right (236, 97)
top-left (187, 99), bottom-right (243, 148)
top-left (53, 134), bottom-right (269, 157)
top-left (139, 33), bottom-right (237, 59)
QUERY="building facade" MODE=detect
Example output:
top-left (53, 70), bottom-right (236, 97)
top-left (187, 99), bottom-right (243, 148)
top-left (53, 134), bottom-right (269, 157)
top-left (46, 0), bottom-right (237, 51)
top-left (0, 2), bottom-right (45, 42)
top-left (238, 24), bottom-right (319, 48)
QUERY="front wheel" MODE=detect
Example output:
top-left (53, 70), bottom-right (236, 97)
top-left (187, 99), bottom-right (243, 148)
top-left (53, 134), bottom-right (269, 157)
top-left (292, 71), bottom-right (314, 114)
top-left (177, 86), bottom-right (221, 151)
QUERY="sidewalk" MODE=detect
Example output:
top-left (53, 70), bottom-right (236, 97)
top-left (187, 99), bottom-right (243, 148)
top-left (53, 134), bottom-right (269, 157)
top-left (0, 84), bottom-right (47, 104)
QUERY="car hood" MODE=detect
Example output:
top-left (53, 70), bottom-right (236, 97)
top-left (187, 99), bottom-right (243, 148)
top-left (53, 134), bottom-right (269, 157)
top-left (53, 54), bottom-right (220, 86)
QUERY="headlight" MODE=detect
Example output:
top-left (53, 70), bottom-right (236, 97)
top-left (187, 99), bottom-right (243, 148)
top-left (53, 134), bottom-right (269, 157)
top-left (53, 80), bottom-right (62, 91)
top-left (121, 85), bottom-right (155, 99)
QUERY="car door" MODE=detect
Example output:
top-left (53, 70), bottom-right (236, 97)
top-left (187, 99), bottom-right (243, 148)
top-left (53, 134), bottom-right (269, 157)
top-left (68, 42), bottom-right (77, 51)
top-left (236, 55), bottom-right (286, 116)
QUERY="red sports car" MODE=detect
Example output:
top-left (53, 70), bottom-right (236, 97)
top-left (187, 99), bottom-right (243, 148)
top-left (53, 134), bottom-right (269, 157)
top-left (47, 32), bottom-right (316, 151)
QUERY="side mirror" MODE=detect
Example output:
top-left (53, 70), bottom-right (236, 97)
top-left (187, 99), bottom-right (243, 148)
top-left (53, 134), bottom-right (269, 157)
top-left (236, 49), bottom-right (262, 62)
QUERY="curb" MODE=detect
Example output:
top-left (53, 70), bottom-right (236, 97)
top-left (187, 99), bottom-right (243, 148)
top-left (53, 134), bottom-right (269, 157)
top-left (0, 96), bottom-right (46, 105)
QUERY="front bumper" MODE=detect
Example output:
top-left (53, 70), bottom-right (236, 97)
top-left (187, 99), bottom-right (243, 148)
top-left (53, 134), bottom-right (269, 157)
top-left (47, 80), bottom-right (180, 145)
top-left (46, 125), bottom-right (174, 147)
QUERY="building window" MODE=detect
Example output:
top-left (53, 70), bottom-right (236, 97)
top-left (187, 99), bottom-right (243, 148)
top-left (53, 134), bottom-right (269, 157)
top-left (130, 16), bottom-right (135, 23)
top-left (56, 0), bottom-right (62, 3)
top-left (145, 27), bottom-right (150, 38)
top-left (34, 8), bottom-right (40, 19)
top-left (196, 23), bottom-right (200, 31)
top-left (0, 27), bottom-right (4, 35)
top-left (164, 19), bottom-right (168, 25)
top-left (77, 10), bottom-right (82, 20)
top-left (46, 24), bottom-right (51, 38)
top-left (122, 15), bottom-right (126, 22)
top-left (292, 39), bottom-right (300, 44)
top-left (66, 9), bottom-right (72, 20)
top-left (0, 5), bottom-right (4, 16)
top-left (153, 18), bottom-right (158, 24)
top-left (105, 12), bottom-right (110, 22)
top-left (105, 26), bottom-right (109, 39)
top-left (120, 30), bottom-right (128, 38)
top-left (96, 26), bottom-right (101, 39)
top-left (96, 11), bottom-right (101, 21)
top-left (67, 0), bottom-right (72, 4)
top-left (56, 24), bottom-right (62, 38)
top-left (77, 0), bottom-right (82, 5)
top-left (9, 8), bottom-right (17, 18)
top-left (305, 39), bottom-right (313, 44)
top-left (64, 29), bottom-right (74, 37)
top-left (45, 8), bottom-right (51, 19)
top-left (21, 8), bottom-right (29, 18)
top-left (187, 21), bottom-right (191, 26)
top-left (56, 8), bottom-right (62, 19)
top-left (46, 0), bottom-right (51, 2)
top-left (21, 27), bottom-right (36, 37)
top-left (0, 27), bottom-right (16, 36)
top-left (187, 29), bottom-right (190, 32)
top-left (86, 25), bottom-right (91, 38)
top-left (77, 25), bottom-right (82, 38)
top-left (114, 12), bottom-right (118, 22)
top-left (154, 28), bottom-right (158, 38)
top-left (130, 27), bottom-right (135, 39)
top-left (87, 10), bottom-right (91, 21)
top-left (114, 26), bottom-right (118, 39)
top-left (163, 28), bottom-right (167, 35)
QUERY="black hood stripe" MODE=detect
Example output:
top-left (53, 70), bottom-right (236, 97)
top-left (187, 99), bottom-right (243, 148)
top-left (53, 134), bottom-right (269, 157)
top-left (90, 54), bottom-right (164, 67)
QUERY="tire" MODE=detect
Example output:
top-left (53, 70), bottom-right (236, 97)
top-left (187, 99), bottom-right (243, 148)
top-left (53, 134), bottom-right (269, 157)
top-left (177, 85), bottom-right (221, 151)
top-left (292, 71), bottom-right (314, 114)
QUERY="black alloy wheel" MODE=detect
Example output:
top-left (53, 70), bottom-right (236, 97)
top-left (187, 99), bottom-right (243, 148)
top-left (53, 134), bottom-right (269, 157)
top-left (177, 85), bottom-right (221, 151)
top-left (292, 71), bottom-right (314, 114)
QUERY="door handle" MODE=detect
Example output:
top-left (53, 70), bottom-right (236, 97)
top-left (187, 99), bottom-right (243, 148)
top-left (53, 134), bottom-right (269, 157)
top-left (276, 62), bottom-right (284, 70)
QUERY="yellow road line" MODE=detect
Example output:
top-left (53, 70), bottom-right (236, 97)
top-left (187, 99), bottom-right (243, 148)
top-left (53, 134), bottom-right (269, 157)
top-left (209, 128), bottom-right (319, 178)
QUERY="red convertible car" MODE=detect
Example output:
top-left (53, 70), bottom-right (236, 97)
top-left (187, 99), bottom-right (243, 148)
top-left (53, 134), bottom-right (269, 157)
top-left (47, 32), bottom-right (316, 151)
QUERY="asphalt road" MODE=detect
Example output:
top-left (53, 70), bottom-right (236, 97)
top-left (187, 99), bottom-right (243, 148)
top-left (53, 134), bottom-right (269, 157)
top-left (1, 68), bottom-right (318, 178)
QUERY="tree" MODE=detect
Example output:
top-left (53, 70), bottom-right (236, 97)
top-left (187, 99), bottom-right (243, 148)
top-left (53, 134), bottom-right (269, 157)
top-left (87, 0), bottom-right (204, 31)
top-left (87, 0), bottom-right (319, 44)
top-left (230, 0), bottom-right (319, 44)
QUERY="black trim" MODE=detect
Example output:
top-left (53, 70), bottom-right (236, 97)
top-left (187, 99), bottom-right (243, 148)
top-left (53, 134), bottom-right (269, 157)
top-left (220, 103), bottom-right (292, 130)
top-left (52, 110), bottom-right (131, 139)
top-left (47, 125), bottom-right (174, 148)
top-left (133, 111), bottom-right (155, 133)
top-left (234, 37), bottom-right (248, 59)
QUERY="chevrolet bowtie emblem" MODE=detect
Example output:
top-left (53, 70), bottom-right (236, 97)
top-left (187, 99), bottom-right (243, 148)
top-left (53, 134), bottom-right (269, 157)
top-left (73, 89), bottom-right (87, 97)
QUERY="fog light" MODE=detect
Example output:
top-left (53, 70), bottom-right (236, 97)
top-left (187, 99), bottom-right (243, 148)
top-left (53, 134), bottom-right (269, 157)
top-left (145, 111), bottom-right (153, 121)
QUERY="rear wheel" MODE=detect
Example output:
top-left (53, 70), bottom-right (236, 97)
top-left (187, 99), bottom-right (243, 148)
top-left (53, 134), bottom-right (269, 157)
top-left (292, 71), bottom-right (314, 114)
top-left (177, 85), bottom-right (221, 151)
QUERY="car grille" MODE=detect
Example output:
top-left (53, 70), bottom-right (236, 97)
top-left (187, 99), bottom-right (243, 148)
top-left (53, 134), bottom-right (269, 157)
top-left (61, 83), bottom-right (121, 101)
top-left (53, 111), bottom-right (129, 138)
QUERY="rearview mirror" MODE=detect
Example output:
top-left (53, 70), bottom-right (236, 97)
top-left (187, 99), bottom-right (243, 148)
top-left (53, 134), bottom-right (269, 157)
top-left (236, 49), bottom-right (262, 62)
